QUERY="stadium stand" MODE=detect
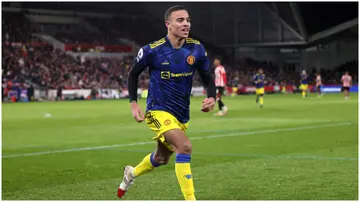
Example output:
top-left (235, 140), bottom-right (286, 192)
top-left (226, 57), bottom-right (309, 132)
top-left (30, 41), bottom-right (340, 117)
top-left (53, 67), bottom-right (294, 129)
top-left (2, 5), bottom-right (358, 102)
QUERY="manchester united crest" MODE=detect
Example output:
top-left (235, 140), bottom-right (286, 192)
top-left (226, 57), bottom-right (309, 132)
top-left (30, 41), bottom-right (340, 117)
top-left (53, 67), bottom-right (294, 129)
top-left (164, 119), bottom-right (171, 125)
top-left (187, 55), bottom-right (195, 65)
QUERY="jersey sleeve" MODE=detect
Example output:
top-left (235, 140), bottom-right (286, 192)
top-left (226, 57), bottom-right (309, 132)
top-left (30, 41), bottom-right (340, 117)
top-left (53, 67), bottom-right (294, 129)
top-left (196, 44), bottom-right (216, 99)
top-left (134, 45), bottom-right (152, 66)
top-left (128, 46), bottom-right (152, 102)
top-left (197, 45), bottom-right (211, 73)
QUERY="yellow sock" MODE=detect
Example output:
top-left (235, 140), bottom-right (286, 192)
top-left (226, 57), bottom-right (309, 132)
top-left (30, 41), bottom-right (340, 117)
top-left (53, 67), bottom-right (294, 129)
top-left (133, 153), bottom-right (160, 177)
top-left (302, 91), bottom-right (306, 98)
top-left (175, 154), bottom-right (196, 200)
top-left (259, 96), bottom-right (264, 106)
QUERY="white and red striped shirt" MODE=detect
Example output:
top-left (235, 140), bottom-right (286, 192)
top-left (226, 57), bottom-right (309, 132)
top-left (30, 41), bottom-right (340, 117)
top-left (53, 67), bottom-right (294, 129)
top-left (341, 74), bottom-right (352, 87)
top-left (214, 65), bottom-right (227, 87)
top-left (316, 75), bottom-right (322, 86)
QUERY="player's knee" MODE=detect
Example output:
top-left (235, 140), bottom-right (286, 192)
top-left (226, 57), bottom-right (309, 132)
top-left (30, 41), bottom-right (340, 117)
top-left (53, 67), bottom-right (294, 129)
top-left (177, 140), bottom-right (192, 154)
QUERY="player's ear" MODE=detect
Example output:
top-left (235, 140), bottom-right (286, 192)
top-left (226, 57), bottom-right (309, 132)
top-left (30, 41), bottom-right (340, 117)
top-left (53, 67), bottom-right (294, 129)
top-left (165, 21), bottom-right (170, 28)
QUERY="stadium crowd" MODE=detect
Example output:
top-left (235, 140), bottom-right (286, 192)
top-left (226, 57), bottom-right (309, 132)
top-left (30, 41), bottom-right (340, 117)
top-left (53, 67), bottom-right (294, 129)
top-left (2, 11), bottom-right (358, 102)
top-left (3, 42), bottom-right (357, 96)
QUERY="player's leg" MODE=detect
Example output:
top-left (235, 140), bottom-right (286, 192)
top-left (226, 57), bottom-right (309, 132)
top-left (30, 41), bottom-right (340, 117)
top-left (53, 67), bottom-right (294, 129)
top-left (231, 87), bottom-right (237, 97)
top-left (216, 87), bottom-right (223, 111)
top-left (217, 98), bottom-right (224, 111)
top-left (133, 141), bottom-right (173, 176)
top-left (258, 88), bottom-right (264, 107)
top-left (118, 111), bottom-right (174, 198)
top-left (255, 89), bottom-right (259, 103)
top-left (163, 129), bottom-right (196, 200)
top-left (117, 142), bottom-right (172, 198)
top-left (217, 87), bottom-right (225, 110)
top-left (219, 87), bottom-right (228, 114)
top-left (259, 94), bottom-right (264, 108)
top-left (302, 85), bottom-right (308, 98)
top-left (301, 85), bottom-right (305, 98)
top-left (215, 87), bottom-right (226, 116)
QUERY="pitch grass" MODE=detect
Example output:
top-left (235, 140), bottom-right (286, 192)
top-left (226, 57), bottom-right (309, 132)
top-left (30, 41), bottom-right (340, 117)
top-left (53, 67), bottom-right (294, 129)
top-left (2, 93), bottom-right (358, 200)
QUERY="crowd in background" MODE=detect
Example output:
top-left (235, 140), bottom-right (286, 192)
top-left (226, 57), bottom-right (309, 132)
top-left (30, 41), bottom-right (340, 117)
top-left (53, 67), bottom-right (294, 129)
top-left (2, 11), bottom-right (358, 102)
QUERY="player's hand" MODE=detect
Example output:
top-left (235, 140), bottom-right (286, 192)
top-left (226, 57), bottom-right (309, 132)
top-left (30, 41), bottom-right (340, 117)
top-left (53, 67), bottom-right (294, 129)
top-left (130, 101), bottom-right (145, 123)
top-left (201, 97), bottom-right (215, 112)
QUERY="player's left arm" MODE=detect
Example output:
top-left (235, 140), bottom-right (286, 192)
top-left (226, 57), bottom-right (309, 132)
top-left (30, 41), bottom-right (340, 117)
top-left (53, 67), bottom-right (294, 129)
top-left (196, 46), bottom-right (216, 100)
top-left (253, 75), bottom-right (258, 84)
top-left (263, 74), bottom-right (266, 84)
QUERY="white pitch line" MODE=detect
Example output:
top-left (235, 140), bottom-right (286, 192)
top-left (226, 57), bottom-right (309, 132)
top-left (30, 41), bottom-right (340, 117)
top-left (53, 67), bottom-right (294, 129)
top-left (2, 122), bottom-right (352, 159)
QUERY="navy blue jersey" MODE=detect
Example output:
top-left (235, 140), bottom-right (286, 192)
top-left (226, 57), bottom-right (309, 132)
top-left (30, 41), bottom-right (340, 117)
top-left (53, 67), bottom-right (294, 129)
top-left (301, 74), bottom-right (308, 84)
top-left (253, 73), bottom-right (265, 88)
top-left (134, 36), bottom-right (210, 123)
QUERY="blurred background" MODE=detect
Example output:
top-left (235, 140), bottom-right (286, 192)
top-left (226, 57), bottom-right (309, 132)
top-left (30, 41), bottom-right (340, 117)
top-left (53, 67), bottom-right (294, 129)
top-left (2, 2), bottom-right (358, 102)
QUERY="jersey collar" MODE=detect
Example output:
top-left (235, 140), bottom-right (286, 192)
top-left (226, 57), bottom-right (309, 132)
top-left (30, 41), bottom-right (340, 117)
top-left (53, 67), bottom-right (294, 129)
top-left (165, 35), bottom-right (187, 49)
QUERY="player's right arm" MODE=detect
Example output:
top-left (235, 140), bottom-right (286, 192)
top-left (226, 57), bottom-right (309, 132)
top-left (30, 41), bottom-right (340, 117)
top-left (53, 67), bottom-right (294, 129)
top-left (253, 75), bottom-right (258, 84)
top-left (127, 46), bottom-right (151, 122)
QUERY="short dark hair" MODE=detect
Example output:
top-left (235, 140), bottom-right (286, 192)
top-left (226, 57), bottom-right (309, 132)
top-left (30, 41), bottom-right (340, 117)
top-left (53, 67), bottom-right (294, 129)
top-left (164, 5), bottom-right (188, 22)
top-left (214, 56), bottom-right (222, 62)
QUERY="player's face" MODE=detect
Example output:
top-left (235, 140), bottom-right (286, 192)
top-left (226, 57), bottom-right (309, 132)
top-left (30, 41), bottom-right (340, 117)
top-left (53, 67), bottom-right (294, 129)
top-left (258, 69), bottom-right (263, 74)
top-left (213, 59), bottom-right (220, 66)
top-left (166, 10), bottom-right (191, 38)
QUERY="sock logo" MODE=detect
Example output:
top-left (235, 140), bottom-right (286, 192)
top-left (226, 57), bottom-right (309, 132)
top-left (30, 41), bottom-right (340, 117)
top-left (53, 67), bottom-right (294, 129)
top-left (184, 174), bottom-right (192, 180)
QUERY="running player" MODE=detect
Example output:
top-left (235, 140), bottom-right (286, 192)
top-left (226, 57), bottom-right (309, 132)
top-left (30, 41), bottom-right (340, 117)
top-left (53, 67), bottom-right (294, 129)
top-left (253, 68), bottom-right (265, 108)
top-left (231, 72), bottom-right (239, 98)
top-left (341, 71), bottom-right (352, 99)
top-left (315, 73), bottom-right (323, 97)
top-left (300, 70), bottom-right (308, 99)
top-left (213, 57), bottom-right (228, 116)
top-left (118, 5), bottom-right (216, 200)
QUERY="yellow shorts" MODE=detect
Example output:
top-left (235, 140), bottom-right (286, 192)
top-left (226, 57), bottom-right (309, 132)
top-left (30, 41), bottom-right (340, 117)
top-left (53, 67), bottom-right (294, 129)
top-left (145, 110), bottom-right (189, 151)
top-left (232, 87), bottom-right (238, 93)
top-left (256, 87), bottom-right (264, 95)
top-left (300, 84), bottom-right (308, 91)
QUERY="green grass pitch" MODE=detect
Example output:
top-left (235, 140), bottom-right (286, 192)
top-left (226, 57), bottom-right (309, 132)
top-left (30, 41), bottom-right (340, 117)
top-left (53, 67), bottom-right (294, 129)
top-left (2, 93), bottom-right (358, 200)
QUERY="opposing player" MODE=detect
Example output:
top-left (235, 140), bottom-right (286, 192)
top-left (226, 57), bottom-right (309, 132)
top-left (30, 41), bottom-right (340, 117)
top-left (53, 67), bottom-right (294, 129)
top-left (231, 72), bottom-right (239, 98)
top-left (213, 57), bottom-right (228, 116)
top-left (300, 70), bottom-right (308, 99)
top-left (341, 71), bottom-right (352, 99)
top-left (253, 68), bottom-right (265, 108)
top-left (118, 5), bottom-right (216, 200)
top-left (315, 73), bottom-right (323, 97)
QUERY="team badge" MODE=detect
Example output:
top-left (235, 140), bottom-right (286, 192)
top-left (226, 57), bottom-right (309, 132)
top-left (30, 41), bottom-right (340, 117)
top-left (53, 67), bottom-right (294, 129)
top-left (164, 119), bottom-right (171, 125)
top-left (187, 55), bottom-right (195, 65)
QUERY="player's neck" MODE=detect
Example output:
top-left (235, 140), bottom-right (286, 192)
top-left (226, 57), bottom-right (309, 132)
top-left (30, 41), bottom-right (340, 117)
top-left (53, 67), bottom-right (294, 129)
top-left (167, 34), bottom-right (185, 49)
